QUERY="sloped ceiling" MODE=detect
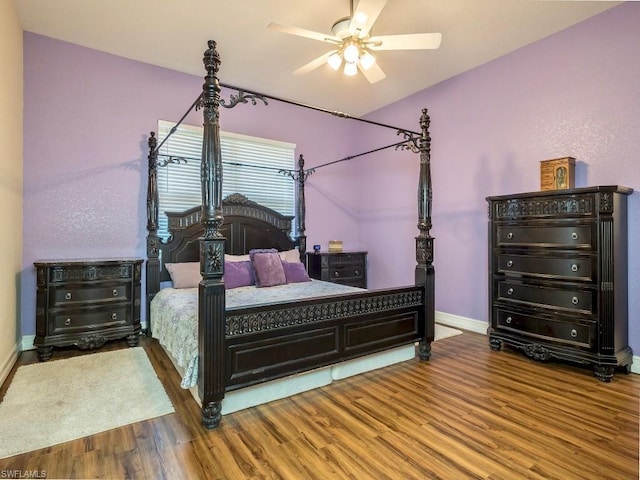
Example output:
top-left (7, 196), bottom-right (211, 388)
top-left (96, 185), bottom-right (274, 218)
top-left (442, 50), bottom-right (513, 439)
top-left (16, 0), bottom-right (621, 116)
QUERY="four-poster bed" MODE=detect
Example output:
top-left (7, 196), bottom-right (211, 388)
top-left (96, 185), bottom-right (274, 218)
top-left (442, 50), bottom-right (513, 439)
top-left (146, 40), bottom-right (435, 429)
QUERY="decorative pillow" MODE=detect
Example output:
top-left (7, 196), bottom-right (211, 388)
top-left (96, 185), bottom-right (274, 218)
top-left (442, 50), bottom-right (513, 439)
top-left (165, 262), bottom-right (200, 289)
top-left (279, 248), bottom-right (301, 263)
top-left (225, 253), bottom-right (251, 263)
top-left (249, 249), bottom-right (287, 287)
top-left (224, 261), bottom-right (254, 289)
top-left (282, 261), bottom-right (311, 283)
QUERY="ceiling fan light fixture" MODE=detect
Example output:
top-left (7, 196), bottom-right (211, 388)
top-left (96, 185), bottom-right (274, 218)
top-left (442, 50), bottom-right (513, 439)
top-left (360, 50), bottom-right (376, 70)
top-left (327, 52), bottom-right (343, 70)
top-left (344, 62), bottom-right (358, 76)
top-left (343, 42), bottom-right (360, 64)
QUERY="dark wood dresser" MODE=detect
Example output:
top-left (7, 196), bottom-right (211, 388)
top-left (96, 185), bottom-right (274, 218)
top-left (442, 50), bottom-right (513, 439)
top-left (487, 186), bottom-right (633, 381)
top-left (306, 251), bottom-right (367, 288)
top-left (34, 258), bottom-right (143, 361)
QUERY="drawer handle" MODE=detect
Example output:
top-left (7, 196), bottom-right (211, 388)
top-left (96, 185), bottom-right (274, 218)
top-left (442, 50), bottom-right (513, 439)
top-left (111, 313), bottom-right (118, 320)
top-left (506, 260), bottom-right (513, 267)
top-left (333, 271), bottom-right (340, 277)
top-left (571, 264), bottom-right (579, 272)
top-left (354, 270), bottom-right (360, 275)
top-left (65, 318), bottom-right (71, 326)
top-left (571, 232), bottom-right (578, 240)
top-left (507, 232), bottom-right (513, 239)
top-left (506, 316), bottom-right (512, 324)
top-left (507, 288), bottom-right (514, 295)
top-left (112, 289), bottom-right (119, 297)
top-left (570, 329), bottom-right (578, 338)
top-left (572, 296), bottom-right (579, 305)
top-left (65, 292), bottom-right (72, 300)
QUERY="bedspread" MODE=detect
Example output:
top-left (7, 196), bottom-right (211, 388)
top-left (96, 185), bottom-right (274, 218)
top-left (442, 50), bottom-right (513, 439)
top-left (150, 280), bottom-right (364, 388)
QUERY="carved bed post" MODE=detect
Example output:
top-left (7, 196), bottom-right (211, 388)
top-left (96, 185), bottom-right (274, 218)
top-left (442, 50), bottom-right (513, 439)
top-left (415, 108), bottom-right (435, 360)
top-left (198, 40), bottom-right (226, 429)
top-left (146, 132), bottom-right (160, 336)
top-left (296, 154), bottom-right (308, 255)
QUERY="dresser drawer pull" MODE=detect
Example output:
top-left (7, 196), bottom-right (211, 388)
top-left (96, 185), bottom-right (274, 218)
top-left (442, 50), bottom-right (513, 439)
top-left (111, 313), bottom-right (118, 320)
top-left (65, 318), bottom-right (71, 326)
top-left (112, 289), bottom-right (119, 297)
top-left (507, 232), bottom-right (513, 239)
top-left (572, 296), bottom-right (579, 305)
top-left (506, 260), bottom-right (513, 267)
top-left (333, 271), bottom-right (340, 277)
top-left (570, 329), bottom-right (578, 338)
top-left (506, 316), bottom-right (512, 324)
top-left (354, 270), bottom-right (360, 276)
top-left (571, 264), bottom-right (579, 272)
top-left (65, 292), bottom-right (72, 300)
top-left (507, 288), bottom-right (514, 295)
top-left (571, 232), bottom-right (578, 240)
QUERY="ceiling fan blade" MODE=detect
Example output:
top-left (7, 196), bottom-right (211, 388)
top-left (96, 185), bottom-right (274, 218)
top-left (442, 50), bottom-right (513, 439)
top-left (369, 33), bottom-right (442, 50)
top-left (267, 23), bottom-right (339, 44)
top-left (349, 0), bottom-right (387, 38)
top-left (358, 62), bottom-right (386, 84)
top-left (293, 51), bottom-right (335, 75)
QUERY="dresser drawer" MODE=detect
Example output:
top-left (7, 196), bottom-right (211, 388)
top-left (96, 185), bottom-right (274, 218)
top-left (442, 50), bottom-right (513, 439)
top-left (51, 305), bottom-right (130, 334)
top-left (497, 254), bottom-right (594, 281)
top-left (497, 280), bottom-right (593, 314)
top-left (496, 224), bottom-right (594, 249)
top-left (494, 308), bottom-right (594, 348)
top-left (307, 252), bottom-right (367, 288)
top-left (51, 284), bottom-right (131, 307)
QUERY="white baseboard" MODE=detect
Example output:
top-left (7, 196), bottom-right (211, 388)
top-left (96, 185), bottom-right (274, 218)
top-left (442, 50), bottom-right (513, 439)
top-left (0, 345), bottom-right (19, 388)
top-left (435, 311), bottom-right (638, 375)
top-left (436, 311), bottom-right (488, 335)
top-left (21, 334), bottom-right (35, 351)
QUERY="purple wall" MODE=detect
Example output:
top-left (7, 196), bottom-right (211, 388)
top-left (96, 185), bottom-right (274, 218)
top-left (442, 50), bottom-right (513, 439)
top-left (361, 3), bottom-right (640, 351)
top-left (22, 33), bottom-right (361, 335)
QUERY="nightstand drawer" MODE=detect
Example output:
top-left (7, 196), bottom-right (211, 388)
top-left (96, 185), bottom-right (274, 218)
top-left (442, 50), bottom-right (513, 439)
top-left (329, 265), bottom-right (364, 281)
top-left (51, 305), bottom-right (130, 334)
top-left (51, 284), bottom-right (131, 307)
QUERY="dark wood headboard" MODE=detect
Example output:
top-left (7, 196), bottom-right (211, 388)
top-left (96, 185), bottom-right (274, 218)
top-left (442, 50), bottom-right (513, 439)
top-left (158, 193), bottom-right (296, 282)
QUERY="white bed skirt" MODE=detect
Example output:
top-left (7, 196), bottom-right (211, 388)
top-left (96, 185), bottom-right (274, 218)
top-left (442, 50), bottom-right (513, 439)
top-left (163, 344), bottom-right (416, 415)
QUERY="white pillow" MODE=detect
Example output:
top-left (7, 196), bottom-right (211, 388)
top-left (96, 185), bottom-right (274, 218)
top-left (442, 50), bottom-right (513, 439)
top-left (279, 248), bottom-right (301, 263)
top-left (164, 262), bottom-right (200, 289)
top-left (225, 254), bottom-right (251, 262)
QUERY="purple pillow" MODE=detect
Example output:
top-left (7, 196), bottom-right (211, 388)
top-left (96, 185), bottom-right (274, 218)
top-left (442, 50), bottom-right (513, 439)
top-left (223, 261), bottom-right (254, 289)
top-left (249, 249), bottom-right (287, 287)
top-left (282, 261), bottom-right (311, 283)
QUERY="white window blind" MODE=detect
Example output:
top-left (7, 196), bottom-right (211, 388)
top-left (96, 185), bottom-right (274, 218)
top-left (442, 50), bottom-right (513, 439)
top-left (156, 120), bottom-right (296, 240)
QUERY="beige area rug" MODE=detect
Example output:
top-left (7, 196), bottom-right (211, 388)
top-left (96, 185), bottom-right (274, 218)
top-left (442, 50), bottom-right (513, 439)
top-left (0, 347), bottom-right (174, 459)
top-left (435, 323), bottom-right (463, 341)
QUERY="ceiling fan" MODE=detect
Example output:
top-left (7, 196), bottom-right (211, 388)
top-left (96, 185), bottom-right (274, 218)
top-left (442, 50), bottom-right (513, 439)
top-left (267, 0), bottom-right (442, 84)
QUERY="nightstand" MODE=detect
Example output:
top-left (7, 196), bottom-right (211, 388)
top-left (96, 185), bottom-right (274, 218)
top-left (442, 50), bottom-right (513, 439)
top-left (306, 251), bottom-right (367, 288)
top-left (33, 258), bottom-right (143, 361)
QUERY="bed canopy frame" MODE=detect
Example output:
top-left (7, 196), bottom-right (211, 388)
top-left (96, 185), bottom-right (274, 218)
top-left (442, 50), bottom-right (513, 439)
top-left (146, 40), bottom-right (434, 428)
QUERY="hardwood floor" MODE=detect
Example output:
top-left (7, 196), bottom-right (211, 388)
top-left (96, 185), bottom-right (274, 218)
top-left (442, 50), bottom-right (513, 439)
top-left (1, 331), bottom-right (638, 479)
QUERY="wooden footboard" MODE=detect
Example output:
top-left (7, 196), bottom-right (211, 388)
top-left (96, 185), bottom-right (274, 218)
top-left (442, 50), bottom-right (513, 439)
top-left (224, 286), bottom-right (427, 391)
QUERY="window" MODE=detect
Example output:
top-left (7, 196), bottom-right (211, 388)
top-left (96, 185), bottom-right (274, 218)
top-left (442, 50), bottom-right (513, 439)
top-left (156, 121), bottom-right (296, 240)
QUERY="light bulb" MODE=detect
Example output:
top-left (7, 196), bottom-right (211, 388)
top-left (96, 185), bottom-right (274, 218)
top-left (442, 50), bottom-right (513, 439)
top-left (343, 43), bottom-right (360, 64)
top-left (327, 52), bottom-right (342, 71)
top-left (344, 62), bottom-right (358, 76)
top-left (360, 51), bottom-right (376, 70)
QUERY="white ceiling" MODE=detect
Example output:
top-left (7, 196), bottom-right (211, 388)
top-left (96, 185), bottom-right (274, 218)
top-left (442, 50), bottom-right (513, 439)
top-left (15, 0), bottom-right (621, 116)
